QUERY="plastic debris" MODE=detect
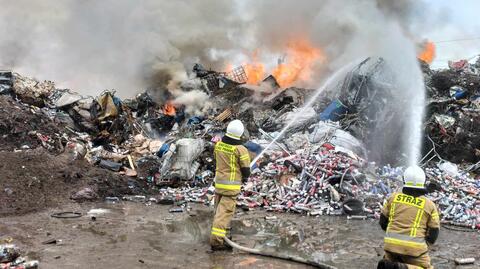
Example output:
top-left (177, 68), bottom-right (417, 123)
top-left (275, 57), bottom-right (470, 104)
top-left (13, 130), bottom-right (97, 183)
top-left (438, 161), bottom-right (458, 177)
top-left (70, 187), bottom-right (98, 201)
top-left (454, 257), bottom-right (475, 265)
top-left (0, 244), bottom-right (38, 269)
top-left (0, 60), bottom-right (476, 235)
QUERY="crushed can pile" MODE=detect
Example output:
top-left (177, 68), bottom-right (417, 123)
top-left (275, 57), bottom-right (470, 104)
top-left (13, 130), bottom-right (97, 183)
top-left (426, 165), bottom-right (480, 229)
top-left (0, 57), bottom-right (478, 232)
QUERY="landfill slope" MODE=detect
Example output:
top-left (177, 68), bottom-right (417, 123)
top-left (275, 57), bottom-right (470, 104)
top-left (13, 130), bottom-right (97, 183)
top-left (0, 95), bottom-right (145, 217)
top-left (0, 149), bottom-right (140, 217)
top-left (0, 95), bottom-right (62, 151)
top-left (424, 60), bottom-right (480, 163)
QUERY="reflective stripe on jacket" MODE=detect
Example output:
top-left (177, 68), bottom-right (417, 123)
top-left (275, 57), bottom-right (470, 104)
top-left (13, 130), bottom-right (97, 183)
top-left (382, 192), bottom-right (440, 256)
top-left (214, 141), bottom-right (250, 196)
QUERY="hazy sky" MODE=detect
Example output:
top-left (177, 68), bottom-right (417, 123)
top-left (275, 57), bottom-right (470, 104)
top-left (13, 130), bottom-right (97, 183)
top-left (423, 0), bottom-right (480, 68)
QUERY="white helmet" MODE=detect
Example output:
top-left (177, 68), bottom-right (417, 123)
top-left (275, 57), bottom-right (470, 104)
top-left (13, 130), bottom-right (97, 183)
top-left (403, 165), bottom-right (426, 189)
top-left (226, 120), bottom-right (244, 140)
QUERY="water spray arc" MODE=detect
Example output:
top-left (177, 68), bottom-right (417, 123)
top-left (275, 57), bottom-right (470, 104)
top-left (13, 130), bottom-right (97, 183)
top-left (250, 60), bottom-right (362, 167)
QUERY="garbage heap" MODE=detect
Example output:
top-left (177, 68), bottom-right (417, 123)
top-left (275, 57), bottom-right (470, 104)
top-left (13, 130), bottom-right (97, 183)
top-left (424, 58), bottom-right (480, 164)
top-left (240, 143), bottom-right (386, 216)
top-left (149, 143), bottom-right (479, 229)
top-left (1, 57), bottom-right (478, 230)
top-left (0, 244), bottom-right (38, 269)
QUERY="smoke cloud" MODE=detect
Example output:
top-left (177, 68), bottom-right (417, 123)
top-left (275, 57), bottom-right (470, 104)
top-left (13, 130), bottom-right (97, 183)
top-left (0, 0), bottom-right (247, 97)
top-left (0, 0), bottom-right (433, 96)
top-left (0, 0), bottom-right (441, 164)
top-left (172, 89), bottom-right (213, 116)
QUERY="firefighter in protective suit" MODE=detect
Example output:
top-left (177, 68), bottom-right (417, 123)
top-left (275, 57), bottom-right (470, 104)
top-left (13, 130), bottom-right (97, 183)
top-left (210, 120), bottom-right (251, 251)
top-left (378, 166), bottom-right (440, 269)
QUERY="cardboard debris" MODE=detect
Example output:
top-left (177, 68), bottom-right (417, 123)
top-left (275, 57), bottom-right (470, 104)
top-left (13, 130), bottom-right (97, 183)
top-left (0, 60), bottom-right (478, 231)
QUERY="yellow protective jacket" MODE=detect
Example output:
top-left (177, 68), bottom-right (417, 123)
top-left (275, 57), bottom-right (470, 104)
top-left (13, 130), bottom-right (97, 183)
top-left (382, 192), bottom-right (440, 256)
top-left (214, 139), bottom-right (250, 196)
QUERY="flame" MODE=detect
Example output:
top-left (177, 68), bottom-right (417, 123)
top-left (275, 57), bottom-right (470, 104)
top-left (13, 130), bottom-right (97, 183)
top-left (272, 39), bottom-right (324, 87)
top-left (236, 39), bottom-right (324, 87)
top-left (162, 101), bottom-right (176, 116)
top-left (225, 63), bottom-right (234, 72)
top-left (418, 41), bottom-right (436, 64)
top-left (244, 50), bottom-right (266, 84)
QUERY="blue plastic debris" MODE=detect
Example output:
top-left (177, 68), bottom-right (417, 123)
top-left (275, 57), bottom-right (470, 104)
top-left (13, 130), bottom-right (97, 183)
top-left (157, 143), bottom-right (170, 158)
top-left (449, 86), bottom-right (468, 100)
top-left (319, 99), bottom-right (348, 121)
top-left (244, 141), bottom-right (262, 155)
top-left (187, 116), bottom-right (205, 125)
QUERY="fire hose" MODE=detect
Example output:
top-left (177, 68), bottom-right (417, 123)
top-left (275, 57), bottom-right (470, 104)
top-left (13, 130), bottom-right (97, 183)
top-left (223, 237), bottom-right (337, 269)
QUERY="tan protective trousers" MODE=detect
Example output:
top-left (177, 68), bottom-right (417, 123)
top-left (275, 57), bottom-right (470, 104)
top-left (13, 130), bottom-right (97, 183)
top-left (384, 251), bottom-right (433, 269)
top-left (210, 194), bottom-right (237, 247)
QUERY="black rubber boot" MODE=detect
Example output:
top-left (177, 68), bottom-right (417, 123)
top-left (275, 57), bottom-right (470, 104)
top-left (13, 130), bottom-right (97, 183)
top-left (210, 245), bottom-right (230, 252)
top-left (377, 260), bottom-right (406, 269)
top-left (223, 242), bottom-right (233, 251)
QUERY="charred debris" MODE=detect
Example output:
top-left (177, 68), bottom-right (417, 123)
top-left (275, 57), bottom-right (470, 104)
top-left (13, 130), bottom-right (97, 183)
top-left (0, 57), bottom-right (478, 231)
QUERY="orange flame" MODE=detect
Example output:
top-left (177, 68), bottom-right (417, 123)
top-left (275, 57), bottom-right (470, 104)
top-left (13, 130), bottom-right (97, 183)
top-left (244, 51), bottom-right (266, 85)
top-left (418, 41), bottom-right (436, 64)
top-left (235, 39), bottom-right (324, 87)
top-left (272, 40), bottom-right (324, 87)
top-left (162, 101), bottom-right (176, 116)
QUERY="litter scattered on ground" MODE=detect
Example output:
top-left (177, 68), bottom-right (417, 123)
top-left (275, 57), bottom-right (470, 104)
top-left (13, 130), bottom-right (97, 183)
top-left (0, 244), bottom-right (38, 269)
top-left (0, 58), bottom-right (478, 243)
top-left (454, 257), bottom-right (476, 265)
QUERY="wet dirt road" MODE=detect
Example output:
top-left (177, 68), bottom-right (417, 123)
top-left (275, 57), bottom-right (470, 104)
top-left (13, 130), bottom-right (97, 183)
top-left (1, 202), bottom-right (478, 269)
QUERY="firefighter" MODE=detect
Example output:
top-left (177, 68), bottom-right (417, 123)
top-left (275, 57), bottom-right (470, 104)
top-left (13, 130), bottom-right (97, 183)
top-left (210, 119), bottom-right (251, 251)
top-left (378, 165), bottom-right (440, 269)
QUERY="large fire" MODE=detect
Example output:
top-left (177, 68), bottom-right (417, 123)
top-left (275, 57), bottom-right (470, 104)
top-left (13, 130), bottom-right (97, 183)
top-left (418, 41), bottom-right (436, 64)
top-left (162, 101), bottom-right (176, 116)
top-left (242, 39), bottom-right (324, 87)
top-left (244, 51), bottom-right (265, 85)
top-left (272, 40), bottom-right (323, 87)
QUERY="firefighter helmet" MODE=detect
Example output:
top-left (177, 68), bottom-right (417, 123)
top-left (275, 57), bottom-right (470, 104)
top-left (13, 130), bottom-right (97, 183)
top-left (403, 165), bottom-right (426, 189)
top-left (226, 120), bottom-right (244, 140)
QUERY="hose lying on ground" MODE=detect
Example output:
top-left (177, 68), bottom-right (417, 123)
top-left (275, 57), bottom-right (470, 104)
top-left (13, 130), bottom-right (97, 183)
top-left (224, 237), bottom-right (337, 269)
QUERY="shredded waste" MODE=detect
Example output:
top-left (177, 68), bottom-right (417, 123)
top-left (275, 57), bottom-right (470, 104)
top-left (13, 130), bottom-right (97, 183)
top-left (0, 244), bottom-right (38, 269)
top-left (0, 57), bottom-right (479, 236)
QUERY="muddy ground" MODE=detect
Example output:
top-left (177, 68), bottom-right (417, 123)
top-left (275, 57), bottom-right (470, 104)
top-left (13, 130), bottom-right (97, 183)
top-left (0, 149), bottom-right (145, 216)
top-left (0, 95), bottom-right (61, 151)
top-left (0, 93), bottom-right (147, 217)
top-left (1, 202), bottom-right (478, 269)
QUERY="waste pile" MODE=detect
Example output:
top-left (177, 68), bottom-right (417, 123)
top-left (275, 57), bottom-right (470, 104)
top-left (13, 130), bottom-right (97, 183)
top-left (426, 162), bottom-right (480, 229)
top-left (424, 58), bottom-right (480, 164)
top-left (0, 244), bottom-right (38, 269)
top-left (1, 57), bottom-right (478, 230)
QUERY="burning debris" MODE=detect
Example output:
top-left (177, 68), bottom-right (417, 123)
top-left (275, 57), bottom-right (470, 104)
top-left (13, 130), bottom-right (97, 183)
top-left (0, 56), bottom-right (478, 234)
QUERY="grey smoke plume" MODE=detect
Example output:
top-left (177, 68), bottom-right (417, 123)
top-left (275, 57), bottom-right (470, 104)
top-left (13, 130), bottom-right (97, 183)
top-left (0, 0), bottom-right (437, 164)
top-left (0, 0), bottom-right (432, 97)
top-left (172, 89), bottom-right (213, 116)
top-left (0, 0), bottom-right (247, 97)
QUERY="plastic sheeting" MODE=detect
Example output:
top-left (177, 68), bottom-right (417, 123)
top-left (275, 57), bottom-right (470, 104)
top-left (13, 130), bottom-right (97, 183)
top-left (52, 90), bottom-right (85, 107)
top-left (167, 138), bottom-right (205, 180)
top-left (309, 122), bottom-right (366, 158)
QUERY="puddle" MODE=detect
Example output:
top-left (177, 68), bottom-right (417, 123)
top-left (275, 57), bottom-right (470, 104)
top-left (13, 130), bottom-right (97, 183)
top-left (231, 217), bottom-right (334, 264)
top-left (87, 208), bottom-right (110, 215)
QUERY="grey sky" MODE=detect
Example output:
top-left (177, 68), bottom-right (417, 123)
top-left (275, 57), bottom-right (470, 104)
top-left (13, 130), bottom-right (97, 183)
top-left (423, 0), bottom-right (480, 68)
